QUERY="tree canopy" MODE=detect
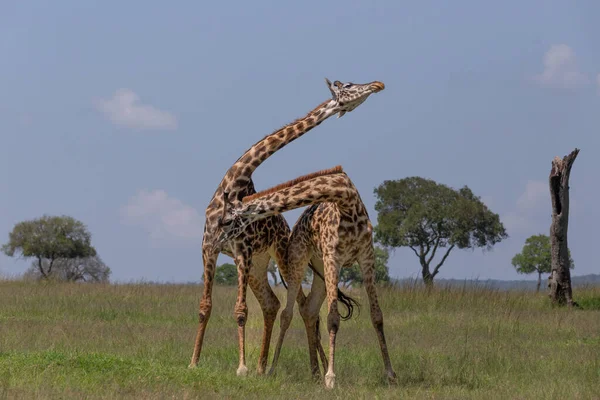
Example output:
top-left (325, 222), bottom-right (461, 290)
top-left (374, 177), bottom-right (507, 286)
top-left (2, 215), bottom-right (97, 279)
top-left (214, 263), bottom-right (237, 285)
top-left (339, 246), bottom-right (391, 288)
top-left (512, 234), bottom-right (573, 292)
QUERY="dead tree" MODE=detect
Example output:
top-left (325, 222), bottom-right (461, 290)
top-left (548, 148), bottom-right (579, 307)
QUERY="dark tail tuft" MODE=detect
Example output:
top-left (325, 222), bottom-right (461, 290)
top-left (307, 261), bottom-right (360, 321)
top-left (274, 260), bottom-right (360, 321)
top-left (337, 287), bottom-right (360, 320)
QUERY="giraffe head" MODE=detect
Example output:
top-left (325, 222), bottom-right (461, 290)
top-left (325, 78), bottom-right (385, 118)
top-left (217, 204), bottom-right (261, 244)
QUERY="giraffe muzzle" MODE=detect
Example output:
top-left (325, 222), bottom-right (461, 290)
top-left (369, 81), bottom-right (385, 92)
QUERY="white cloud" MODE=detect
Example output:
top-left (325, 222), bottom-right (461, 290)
top-left (516, 180), bottom-right (548, 211)
top-left (502, 211), bottom-right (534, 235)
top-left (533, 44), bottom-right (589, 89)
top-left (94, 89), bottom-right (177, 130)
top-left (121, 190), bottom-right (203, 243)
top-left (502, 180), bottom-right (550, 235)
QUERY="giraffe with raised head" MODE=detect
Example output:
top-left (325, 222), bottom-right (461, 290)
top-left (190, 78), bottom-right (385, 377)
top-left (218, 166), bottom-right (397, 389)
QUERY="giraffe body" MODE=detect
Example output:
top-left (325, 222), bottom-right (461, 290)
top-left (220, 168), bottom-right (397, 388)
top-left (190, 79), bottom-right (385, 376)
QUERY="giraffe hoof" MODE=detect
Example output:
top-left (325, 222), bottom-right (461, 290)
top-left (236, 365), bottom-right (249, 377)
top-left (387, 371), bottom-right (398, 385)
top-left (325, 372), bottom-right (336, 389)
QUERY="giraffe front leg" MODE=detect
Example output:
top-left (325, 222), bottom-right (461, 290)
top-left (248, 255), bottom-right (280, 375)
top-left (189, 247), bottom-right (218, 368)
top-left (358, 251), bottom-right (397, 385)
top-left (233, 246), bottom-right (252, 377)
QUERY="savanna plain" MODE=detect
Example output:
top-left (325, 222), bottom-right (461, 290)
top-left (1, 280), bottom-right (599, 399)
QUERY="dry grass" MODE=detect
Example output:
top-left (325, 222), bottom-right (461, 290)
top-left (0, 279), bottom-right (599, 399)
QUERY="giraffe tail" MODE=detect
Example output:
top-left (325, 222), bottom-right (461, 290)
top-left (276, 261), bottom-right (360, 320)
top-left (309, 260), bottom-right (360, 321)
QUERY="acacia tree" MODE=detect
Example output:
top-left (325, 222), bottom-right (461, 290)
top-left (2, 215), bottom-right (97, 279)
top-left (374, 177), bottom-right (507, 286)
top-left (511, 234), bottom-right (573, 292)
top-left (339, 246), bottom-right (391, 288)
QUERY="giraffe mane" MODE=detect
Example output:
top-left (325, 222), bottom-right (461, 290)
top-left (242, 165), bottom-right (344, 203)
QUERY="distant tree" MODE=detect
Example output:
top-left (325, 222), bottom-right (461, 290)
top-left (24, 255), bottom-right (111, 283)
top-left (215, 263), bottom-right (237, 285)
top-left (374, 177), bottom-right (507, 287)
top-left (512, 234), bottom-right (574, 292)
top-left (339, 246), bottom-right (391, 288)
top-left (267, 259), bottom-right (279, 286)
top-left (303, 267), bottom-right (313, 285)
top-left (267, 259), bottom-right (313, 286)
top-left (2, 215), bottom-right (97, 280)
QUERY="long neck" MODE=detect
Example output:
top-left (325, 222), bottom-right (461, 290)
top-left (241, 171), bottom-right (358, 223)
top-left (217, 170), bottom-right (363, 244)
top-left (228, 99), bottom-right (340, 180)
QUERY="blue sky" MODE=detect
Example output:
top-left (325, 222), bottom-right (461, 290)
top-left (1, 1), bottom-right (599, 283)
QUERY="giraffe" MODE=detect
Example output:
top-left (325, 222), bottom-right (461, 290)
top-left (218, 166), bottom-right (397, 389)
top-left (190, 78), bottom-right (385, 377)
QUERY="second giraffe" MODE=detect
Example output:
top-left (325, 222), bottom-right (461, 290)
top-left (219, 166), bottom-right (397, 389)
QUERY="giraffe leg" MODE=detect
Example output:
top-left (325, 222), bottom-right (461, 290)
top-left (189, 246), bottom-right (218, 368)
top-left (248, 254), bottom-right (280, 375)
top-left (357, 249), bottom-right (397, 384)
top-left (267, 265), bottom-right (304, 376)
top-left (323, 254), bottom-right (341, 390)
top-left (232, 245), bottom-right (253, 377)
top-left (299, 257), bottom-right (328, 379)
top-left (271, 231), bottom-right (328, 376)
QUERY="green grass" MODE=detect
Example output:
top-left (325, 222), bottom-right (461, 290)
top-left (1, 280), bottom-right (599, 399)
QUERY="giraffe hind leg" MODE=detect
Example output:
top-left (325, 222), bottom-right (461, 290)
top-left (299, 256), bottom-right (328, 379)
top-left (322, 254), bottom-right (342, 390)
top-left (232, 246), bottom-right (253, 377)
top-left (357, 250), bottom-right (397, 384)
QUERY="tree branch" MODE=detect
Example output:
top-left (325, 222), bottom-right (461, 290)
top-left (408, 245), bottom-right (420, 258)
top-left (432, 244), bottom-right (455, 278)
top-left (47, 257), bottom-right (56, 275)
top-left (426, 237), bottom-right (441, 266)
top-left (37, 257), bottom-right (48, 278)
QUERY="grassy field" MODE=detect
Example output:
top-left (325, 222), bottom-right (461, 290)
top-left (0, 279), bottom-right (599, 399)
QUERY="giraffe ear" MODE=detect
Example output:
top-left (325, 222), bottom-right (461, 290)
top-left (337, 110), bottom-right (346, 118)
top-left (325, 78), bottom-right (336, 98)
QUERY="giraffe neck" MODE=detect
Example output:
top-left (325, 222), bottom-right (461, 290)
top-left (218, 170), bottom-right (360, 243)
top-left (242, 172), bottom-right (357, 216)
top-left (227, 99), bottom-right (340, 182)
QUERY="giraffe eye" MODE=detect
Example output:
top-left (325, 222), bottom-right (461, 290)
top-left (343, 83), bottom-right (353, 89)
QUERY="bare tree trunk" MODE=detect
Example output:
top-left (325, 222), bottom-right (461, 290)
top-left (548, 148), bottom-right (579, 307)
top-left (536, 271), bottom-right (541, 293)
